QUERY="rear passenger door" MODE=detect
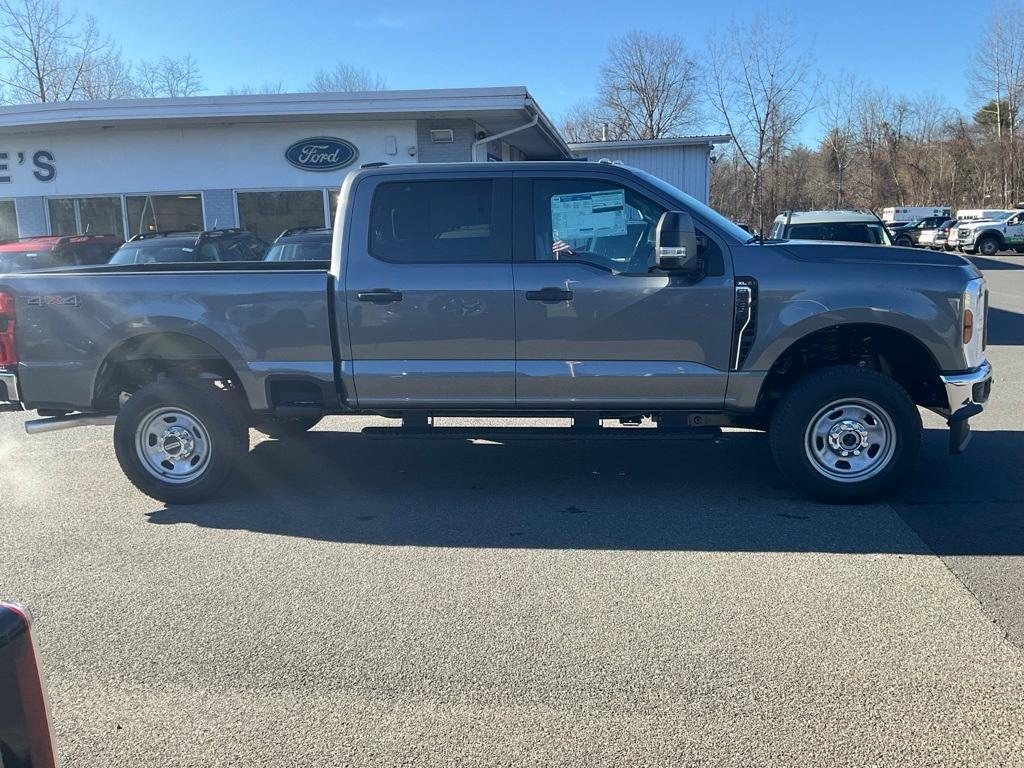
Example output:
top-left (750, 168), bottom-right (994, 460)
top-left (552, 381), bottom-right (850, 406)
top-left (344, 173), bottom-right (515, 408)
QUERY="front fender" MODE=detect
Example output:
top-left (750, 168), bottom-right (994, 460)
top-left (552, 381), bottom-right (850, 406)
top-left (745, 285), bottom-right (962, 373)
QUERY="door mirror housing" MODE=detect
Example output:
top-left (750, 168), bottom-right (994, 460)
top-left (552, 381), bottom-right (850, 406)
top-left (655, 211), bottom-right (702, 277)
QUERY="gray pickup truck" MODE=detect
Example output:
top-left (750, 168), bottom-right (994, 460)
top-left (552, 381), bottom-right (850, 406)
top-left (0, 162), bottom-right (993, 503)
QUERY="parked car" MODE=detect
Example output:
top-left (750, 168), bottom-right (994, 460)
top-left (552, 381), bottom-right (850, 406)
top-left (0, 234), bottom-right (122, 273)
top-left (931, 219), bottom-right (959, 250)
top-left (264, 227), bottom-right (332, 262)
top-left (108, 229), bottom-right (268, 265)
top-left (887, 215), bottom-right (951, 247)
top-left (956, 209), bottom-right (1024, 255)
top-left (0, 162), bottom-right (992, 505)
top-left (768, 210), bottom-right (893, 245)
top-left (0, 601), bottom-right (57, 768)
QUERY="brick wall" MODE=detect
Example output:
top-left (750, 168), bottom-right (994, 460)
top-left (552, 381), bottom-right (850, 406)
top-left (415, 120), bottom-right (477, 163)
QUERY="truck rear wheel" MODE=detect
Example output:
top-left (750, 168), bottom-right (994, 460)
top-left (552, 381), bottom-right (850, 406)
top-left (769, 366), bottom-right (921, 503)
top-left (114, 380), bottom-right (248, 504)
top-left (254, 416), bottom-right (322, 439)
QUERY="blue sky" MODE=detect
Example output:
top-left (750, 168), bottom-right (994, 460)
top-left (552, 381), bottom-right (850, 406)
top-left (86, 0), bottom-right (992, 143)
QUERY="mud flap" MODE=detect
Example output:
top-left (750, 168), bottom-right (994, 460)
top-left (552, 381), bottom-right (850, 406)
top-left (948, 403), bottom-right (983, 455)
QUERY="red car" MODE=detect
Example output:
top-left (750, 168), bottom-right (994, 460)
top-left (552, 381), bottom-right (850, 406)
top-left (0, 234), bottom-right (123, 273)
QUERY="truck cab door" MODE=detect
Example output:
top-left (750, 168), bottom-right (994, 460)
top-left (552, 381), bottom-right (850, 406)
top-left (342, 173), bottom-right (516, 408)
top-left (511, 173), bottom-right (735, 409)
top-left (1004, 212), bottom-right (1024, 248)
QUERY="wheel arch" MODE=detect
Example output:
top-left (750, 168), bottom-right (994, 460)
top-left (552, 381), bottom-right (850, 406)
top-left (754, 322), bottom-right (946, 419)
top-left (92, 331), bottom-right (248, 411)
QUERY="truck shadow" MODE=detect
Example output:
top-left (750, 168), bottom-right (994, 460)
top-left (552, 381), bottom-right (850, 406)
top-left (146, 427), bottom-right (1024, 556)
top-left (987, 306), bottom-right (1024, 345)
top-left (971, 255), bottom-right (1024, 271)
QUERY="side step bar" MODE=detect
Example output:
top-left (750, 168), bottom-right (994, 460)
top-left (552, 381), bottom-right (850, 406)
top-left (24, 413), bottom-right (117, 435)
top-left (361, 426), bottom-right (723, 441)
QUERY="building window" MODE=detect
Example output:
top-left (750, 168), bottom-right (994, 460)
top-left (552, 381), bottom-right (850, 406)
top-left (126, 194), bottom-right (204, 237)
top-left (328, 189), bottom-right (340, 226)
top-left (0, 200), bottom-right (17, 240)
top-left (48, 196), bottom-right (125, 239)
top-left (236, 190), bottom-right (326, 243)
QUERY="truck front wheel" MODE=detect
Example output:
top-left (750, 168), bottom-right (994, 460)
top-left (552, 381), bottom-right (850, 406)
top-left (113, 380), bottom-right (248, 504)
top-left (977, 236), bottom-right (1000, 256)
top-left (769, 366), bottom-right (921, 502)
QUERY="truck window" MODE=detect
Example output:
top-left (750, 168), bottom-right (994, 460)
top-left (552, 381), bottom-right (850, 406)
top-left (369, 180), bottom-right (499, 263)
top-left (532, 180), bottom-right (665, 273)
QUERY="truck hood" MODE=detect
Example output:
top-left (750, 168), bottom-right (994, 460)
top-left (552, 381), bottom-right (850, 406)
top-left (777, 240), bottom-right (979, 270)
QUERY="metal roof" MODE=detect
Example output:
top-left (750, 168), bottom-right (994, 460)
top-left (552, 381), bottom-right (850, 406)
top-left (568, 135), bottom-right (732, 151)
top-left (0, 86), bottom-right (573, 159)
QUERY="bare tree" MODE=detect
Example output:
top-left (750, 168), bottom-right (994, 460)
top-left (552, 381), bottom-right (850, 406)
top-left (558, 100), bottom-right (617, 143)
top-left (76, 48), bottom-right (135, 99)
top-left (225, 80), bottom-right (285, 95)
top-left (599, 31), bottom-right (701, 139)
top-left (708, 12), bottom-right (818, 230)
top-left (970, 3), bottom-right (1024, 204)
top-left (819, 74), bottom-right (860, 208)
top-left (136, 55), bottom-right (203, 98)
top-left (307, 63), bottom-right (386, 92)
top-left (0, 0), bottom-right (116, 102)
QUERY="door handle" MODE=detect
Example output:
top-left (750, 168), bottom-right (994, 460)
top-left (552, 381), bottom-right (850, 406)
top-left (526, 287), bottom-right (573, 302)
top-left (357, 289), bottom-right (403, 303)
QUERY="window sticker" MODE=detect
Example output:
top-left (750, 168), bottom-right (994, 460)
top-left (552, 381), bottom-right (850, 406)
top-left (551, 190), bottom-right (627, 240)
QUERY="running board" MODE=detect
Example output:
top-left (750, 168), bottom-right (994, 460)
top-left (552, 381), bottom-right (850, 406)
top-left (360, 426), bottom-right (722, 441)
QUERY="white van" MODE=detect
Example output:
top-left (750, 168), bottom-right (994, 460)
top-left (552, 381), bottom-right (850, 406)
top-left (882, 206), bottom-right (951, 223)
top-left (955, 209), bottom-right (1011, 222)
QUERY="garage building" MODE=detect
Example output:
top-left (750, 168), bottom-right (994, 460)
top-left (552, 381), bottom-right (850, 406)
top-left (0, 87), bottom-right (727, 242)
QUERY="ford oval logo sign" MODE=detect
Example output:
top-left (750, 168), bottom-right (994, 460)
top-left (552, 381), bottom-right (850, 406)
top-left (285, 137), bottom-right (358, 172)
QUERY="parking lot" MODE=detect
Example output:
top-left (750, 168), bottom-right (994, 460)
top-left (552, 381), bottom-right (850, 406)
top-left (0, 254), bottom-right (1022, 766)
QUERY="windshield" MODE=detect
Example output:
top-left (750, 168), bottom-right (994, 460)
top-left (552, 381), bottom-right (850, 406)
top-left (630, 168), bottom-right (753, 243)
top-left (788, 221), bottom-right (893, 245)
top-left (265, 239), bottom-right (331, 262)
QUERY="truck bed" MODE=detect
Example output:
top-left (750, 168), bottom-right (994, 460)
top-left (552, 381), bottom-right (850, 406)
top-left (0, 261), bottom-right (335, 412)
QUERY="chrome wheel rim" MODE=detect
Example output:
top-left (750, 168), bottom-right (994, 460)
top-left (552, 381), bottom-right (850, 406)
top-left (135, 407), bottom-right (212, 484)
top-left (804, 398), bottom-right (896, 483)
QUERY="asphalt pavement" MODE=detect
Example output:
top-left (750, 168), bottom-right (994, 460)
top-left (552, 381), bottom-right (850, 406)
top-left (1, 255), bottom-right (1023, 767)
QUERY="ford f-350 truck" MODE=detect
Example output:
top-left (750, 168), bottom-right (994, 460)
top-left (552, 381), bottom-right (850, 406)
top-left (0, 163), bottom-right (993, 503)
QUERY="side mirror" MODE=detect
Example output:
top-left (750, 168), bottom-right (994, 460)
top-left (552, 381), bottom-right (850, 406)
top-left (655, 211), bottom-right (702, 277)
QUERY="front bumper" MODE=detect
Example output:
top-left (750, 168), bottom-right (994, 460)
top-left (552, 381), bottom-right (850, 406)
top-left (939, 361), bottom-right (993, 453)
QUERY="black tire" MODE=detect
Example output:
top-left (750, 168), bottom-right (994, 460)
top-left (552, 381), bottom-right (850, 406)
top-left (977, 236), bottom-right (1000, 256)
top-left (254, 416), bottom-right (322, 439)
top-left (769, 366), bottom-right (921, 503)
top-left (895, 236), bottom-right (913, 247)
top-left (114, 380), bottom-right (248, 504)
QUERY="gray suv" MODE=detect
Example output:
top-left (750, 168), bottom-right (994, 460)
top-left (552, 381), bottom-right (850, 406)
top-left (769, 210), bottom-right (893, 245)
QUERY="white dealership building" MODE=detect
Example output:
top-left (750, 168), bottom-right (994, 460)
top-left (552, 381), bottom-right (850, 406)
top-left (0, 87), bottom-right (728, 243)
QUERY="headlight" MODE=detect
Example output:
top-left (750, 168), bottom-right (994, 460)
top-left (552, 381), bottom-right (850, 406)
top-left (963, 277), bottom-right (987, 367)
